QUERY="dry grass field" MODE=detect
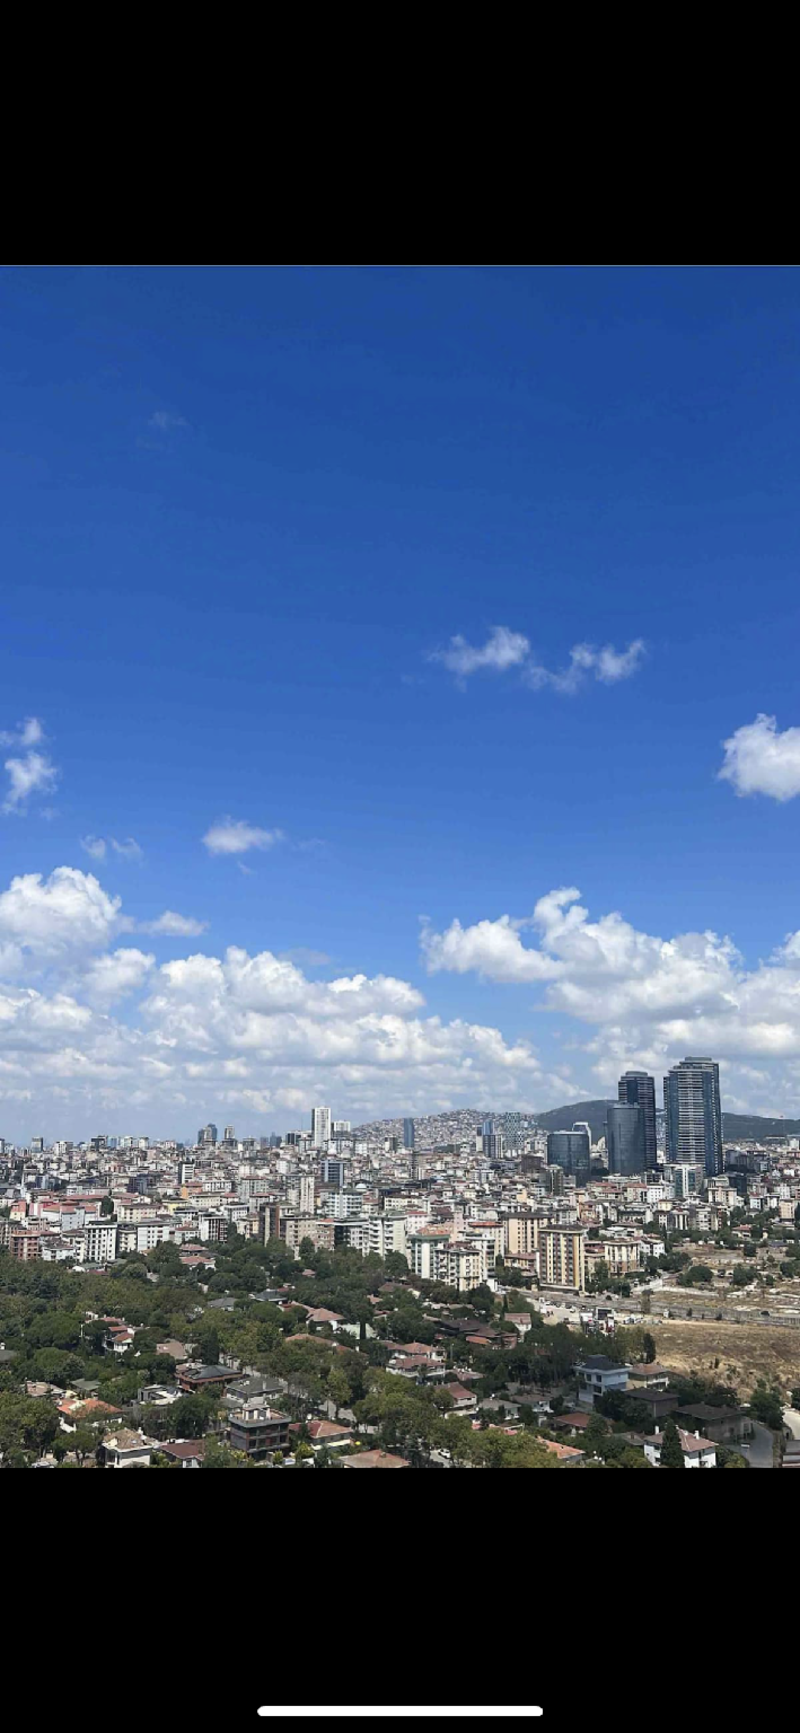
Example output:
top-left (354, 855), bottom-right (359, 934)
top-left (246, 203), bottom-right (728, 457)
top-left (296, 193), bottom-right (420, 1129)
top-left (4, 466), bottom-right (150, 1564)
top-left (652, 1318), bottom-right (800, 1396)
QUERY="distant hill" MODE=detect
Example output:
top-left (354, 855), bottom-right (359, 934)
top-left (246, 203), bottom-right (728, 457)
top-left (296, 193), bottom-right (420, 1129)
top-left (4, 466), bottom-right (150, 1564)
top-left (535, 1100), bottom-right (613, 1141)
top-left (721, 1112), bottom-right (800, 1142)
top-left (535, 1100), bottom-right (800, 1144)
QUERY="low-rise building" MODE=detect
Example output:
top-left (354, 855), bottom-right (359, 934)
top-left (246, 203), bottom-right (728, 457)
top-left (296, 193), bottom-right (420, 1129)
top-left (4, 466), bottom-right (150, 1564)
top-left (644, 1428), bottom-right (717, 1469)
top-left (100, 1428), bottom-right (158, 1468)
top-left (228, 1406), bottom-right (291, 1459)
top-left (575, 1355), bottom-right (630, 1409)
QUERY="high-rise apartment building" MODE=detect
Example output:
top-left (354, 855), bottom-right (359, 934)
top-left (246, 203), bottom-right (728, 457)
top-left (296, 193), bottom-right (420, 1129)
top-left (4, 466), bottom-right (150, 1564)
top-left (501, 1112), bottom-right (522, 1152)
top-left (618, 1071), bottom-right (657, 1168)
top-left (663, 1057), bottom-right (723, 1177)
top-left (606, 1102), bottom-right (646, 1176)
top-left (310, 1106), bottom-right (332, 1148)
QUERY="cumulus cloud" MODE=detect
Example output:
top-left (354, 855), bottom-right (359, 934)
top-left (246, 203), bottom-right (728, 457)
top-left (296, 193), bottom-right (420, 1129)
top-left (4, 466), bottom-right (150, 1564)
top-left (1, 718), bottom-right (58, 814)
top-left (719, 713), bottom-right (800, 801)
top-left (203, 818), bottom-right (286, 855)
top-left (9, 860), bottom-right (800, 1128)
top-left (0, 859), bottom-right (564, 1129)
top-left (422, 884), bottom-right (800, 1106)
top-left (83, 948), bottom-right (155, 1004)
top-left (0, 868), bottom-right (120, 958)
top-left (430, 629), bottom-right (645, 695)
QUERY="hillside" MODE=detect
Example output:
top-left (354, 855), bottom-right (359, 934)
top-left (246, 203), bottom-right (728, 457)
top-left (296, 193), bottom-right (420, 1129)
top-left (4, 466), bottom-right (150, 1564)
top-left (534, 1100), bottom-right (613, 1141)
top-left (721, 1111), bottom-right (800, 1142)
top-left (536, 1102), bottom-right (800, 1143)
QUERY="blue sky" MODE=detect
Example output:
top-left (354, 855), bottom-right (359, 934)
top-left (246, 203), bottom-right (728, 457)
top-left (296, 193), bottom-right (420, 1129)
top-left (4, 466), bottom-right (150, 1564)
top-left (3, 265), bottom-right (800, 1137)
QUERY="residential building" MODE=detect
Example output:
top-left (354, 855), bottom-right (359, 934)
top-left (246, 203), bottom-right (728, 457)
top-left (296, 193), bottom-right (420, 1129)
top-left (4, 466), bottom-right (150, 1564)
top-left (664, 1056), bottom-right (723, 1177)
top-left (228, 1406), bottom-right (290, 1459)
top-left (100, 1428), bottom-right (158, 1468)
top-left (283, 1215), bottom-right (336, 1256)
top-left (538, 1226), bottom-right (586, 1291)
top-left (340, 1449), bottom-right (410, 1469)
top-left (310, 1106), bottom-right (332, 1148)
top-left (644, 1428), bottom-right (717, 1468)
top-left (407, 1229), bottom-right (451, 1281)
top-left (575, 1355), bottom-right (630, 1408)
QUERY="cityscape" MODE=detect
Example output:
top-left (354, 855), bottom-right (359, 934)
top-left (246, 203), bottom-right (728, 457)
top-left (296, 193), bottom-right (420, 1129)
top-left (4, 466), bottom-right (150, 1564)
top-left (2, 265), bottom-right (800, 1489)
top-left (1, 1050), bottom-right (798, 1468)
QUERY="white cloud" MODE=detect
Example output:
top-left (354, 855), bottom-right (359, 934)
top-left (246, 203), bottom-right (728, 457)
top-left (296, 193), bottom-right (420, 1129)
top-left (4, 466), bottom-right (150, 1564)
top-left (83, 948), bottom-right (155, 1004)
top-left (203, 818), bottom-right (286, 856)
top-left (430, 630), bottom-right (646, 695)
top-left (0, 868), bottom-right (120, 958)
top-left (0, 860), bottom-right (564, 1128)
top-left (81, 836), bottom-right (107, 861)
top-left (2, 717), bottom-right (58, 815)
top-left (10, 861), bottom-right (800, 1127)
top-left (0, 717), bottom-right (44, 749)
top-left (139, 911), bottom-right (208, 937)
top-left (431, 625), bottom-right (531, 680)
top-left (719, 713), bottom-right (800, 801)
top-left (82, 835), bottom-right (143, 861)
top-left (526, 639), bottom-right (646, 694)
top-left (423, 884), bottom-right (800, 1107)
top-left (3, 752), bottom-right (59, 812)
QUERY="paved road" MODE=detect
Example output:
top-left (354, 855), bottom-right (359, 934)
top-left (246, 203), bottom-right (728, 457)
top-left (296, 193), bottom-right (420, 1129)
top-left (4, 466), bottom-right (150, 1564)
top-left (740, 1421), bottom-right (775, 1469)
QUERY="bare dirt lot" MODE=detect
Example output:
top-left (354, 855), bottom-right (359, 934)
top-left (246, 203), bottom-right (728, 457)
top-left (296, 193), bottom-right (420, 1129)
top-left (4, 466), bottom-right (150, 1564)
top-left (652, 1319), bottom-right (800, 1396)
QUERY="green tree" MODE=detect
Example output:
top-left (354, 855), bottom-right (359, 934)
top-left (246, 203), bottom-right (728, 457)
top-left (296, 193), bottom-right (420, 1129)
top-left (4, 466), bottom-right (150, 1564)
top-left (659, 1418), bottom-right (685, 1469)
top-left (749, 1381), bottom-right (783, 1431)
top-left (71, 1423), bottom-right (103, 1466)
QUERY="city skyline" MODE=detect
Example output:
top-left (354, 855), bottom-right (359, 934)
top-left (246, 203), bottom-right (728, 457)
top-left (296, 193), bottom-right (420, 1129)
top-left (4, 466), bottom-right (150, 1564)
top-left (5, 269), bottom-right (800, 1134)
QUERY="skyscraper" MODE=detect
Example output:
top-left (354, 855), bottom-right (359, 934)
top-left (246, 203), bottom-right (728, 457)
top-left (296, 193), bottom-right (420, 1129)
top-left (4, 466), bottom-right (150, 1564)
top-left (606, 1102), bottom-right (646, 1175)
top-left (310, 1106), bottom-right (332, 1147)
top-left (403, 1117), bottom-right (415, 1150)
top-left (663, 1057), bottom-right (723, 1177)
top-left (501, 1112), bottom-right (522, 1152)
top-left (618, 1071), bottom-right (657, 1168)
top-left (547, 1129), bottom-right (590, 1180)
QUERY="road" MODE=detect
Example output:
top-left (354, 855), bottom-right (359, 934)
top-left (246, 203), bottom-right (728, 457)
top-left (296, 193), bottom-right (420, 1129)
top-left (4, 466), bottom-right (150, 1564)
top-left (740, 1421), bottom-right (775, 1468)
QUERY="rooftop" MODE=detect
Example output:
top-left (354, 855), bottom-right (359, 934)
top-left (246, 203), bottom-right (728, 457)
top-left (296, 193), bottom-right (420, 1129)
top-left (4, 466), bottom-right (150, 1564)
top-left (340, 1449), bottom-right (410, 1469)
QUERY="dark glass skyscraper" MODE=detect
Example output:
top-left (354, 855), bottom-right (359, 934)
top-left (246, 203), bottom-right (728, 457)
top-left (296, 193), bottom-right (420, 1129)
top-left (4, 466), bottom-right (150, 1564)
top-left (663, 1056), bottom-right (723, 1177)
top-left (618, 1071), bottom-right (657, 1169)
top-left (403, 1117), bottom-right (415, 1150)
top-left (547, 1129), bottom-right (590, 1180)
top-left (606, 1101), bottom-right (646, 1175)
